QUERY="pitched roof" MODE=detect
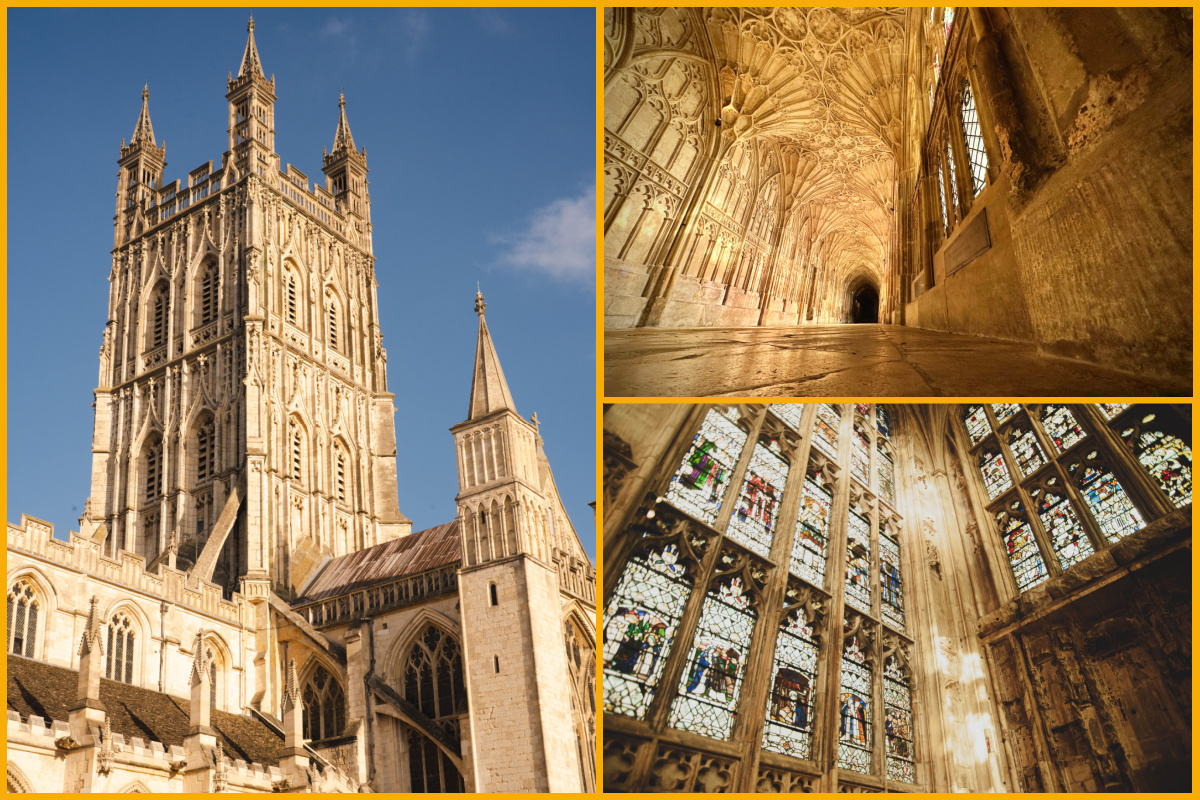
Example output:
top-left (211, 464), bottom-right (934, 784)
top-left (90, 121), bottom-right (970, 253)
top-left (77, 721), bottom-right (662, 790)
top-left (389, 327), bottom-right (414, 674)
top-left (7, 654), bottom-right (286, 766)
top-left (468, 292), bottom-right (516, 420)
top-left (298, 521), bottom-right (461, 603)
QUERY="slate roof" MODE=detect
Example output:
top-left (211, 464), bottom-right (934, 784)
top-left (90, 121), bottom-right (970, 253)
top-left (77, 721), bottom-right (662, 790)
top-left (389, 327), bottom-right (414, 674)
top-left (7, 654), bottom-right (286, 766)
top-left (298, 520), bottom-right (461, 603)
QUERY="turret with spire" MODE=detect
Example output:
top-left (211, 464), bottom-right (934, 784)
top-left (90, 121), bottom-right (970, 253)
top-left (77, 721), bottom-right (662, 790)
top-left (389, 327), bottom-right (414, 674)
top-left (115, 84), bottom-right (167, 245)
top-left (226, 14), bottom-right (277, 178)
top-left (322, 92), bottom-right (371, 236)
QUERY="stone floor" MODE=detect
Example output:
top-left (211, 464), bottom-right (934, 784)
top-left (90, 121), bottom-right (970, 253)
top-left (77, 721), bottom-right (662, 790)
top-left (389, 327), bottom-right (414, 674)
top-left (604, 325), bottom-right (1192, 397)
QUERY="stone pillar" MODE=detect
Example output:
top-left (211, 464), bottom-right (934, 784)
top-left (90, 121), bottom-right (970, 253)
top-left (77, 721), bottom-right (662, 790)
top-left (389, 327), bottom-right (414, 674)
top-left (64, 596), bottom-right (107, 792)
top-left (280, 658), bottom-right (311, 784)
top-left (344, 621), bottom-right (371, 783)
top-left (182, 631), bottom-right (218, 792)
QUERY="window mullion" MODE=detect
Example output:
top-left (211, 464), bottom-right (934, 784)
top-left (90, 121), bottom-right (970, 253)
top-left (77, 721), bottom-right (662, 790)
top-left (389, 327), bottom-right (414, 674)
top-left (713, 406), bottom-right (768, 533)
top-left (993, 419), bottom-right (1061, 578)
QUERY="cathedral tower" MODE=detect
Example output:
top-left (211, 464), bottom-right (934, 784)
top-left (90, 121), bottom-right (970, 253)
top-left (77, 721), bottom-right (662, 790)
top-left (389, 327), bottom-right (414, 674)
top-left (84, 19), bottom-right (409, 600)
top-left (452, 293), bottom-right (592, 792)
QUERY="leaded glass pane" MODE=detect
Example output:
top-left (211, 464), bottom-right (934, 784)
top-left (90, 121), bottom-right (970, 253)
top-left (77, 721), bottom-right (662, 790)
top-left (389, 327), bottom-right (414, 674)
top-left (664, 409), bottom-right (747, 526)
top-left (945, 139), bottom-right (960, 218)
top-left (1034, 486), bottom-right (1094, 571)
top-left (1124, 420), bottom-right (1192, 508)
top-left (792, 477), bottom-right (831, 588)
top-left (762, 614), bottom-right (819, 759)
top-left (937, 160), bottom-right (949, 234)
top-left (1098, 403), bottom-right (1131, 420)
top-left (727, 443), bottom-right (789, 557)
top-left (980, 447), bottom-right (1013, 499)
top-left (880, 532), bottom-right (905, 631)
top-left (669, 578), bottom-right (756, 741)
top-left (1009, 427), bottom-right (1046, 477)
top-left (878, 445), bottom-right (896, 506)
top-left (812, 404), bottom-right (841, 459)
top-left (1000, 511), bottom-right (1048, 592)
top-left (884, 659), bottom-right (915, 783)
top-left (845, 512), bottom-right (872, 614)
top-left (991, 403), bottom-right (1020, 424)
top-left (1041, 405), bottom-right (1085, 453)
top-left (960, 79), bottom-right (988, 195)
top-left (1076, 465), bottom-right (1145, 543)
top-left (876, 406), bottom-right (892, 439)
top-left (770, 403), bottom-right (804, 431)
top-left (838, 640), bottom-right (873, 773)
top-left (603, 544), bottom-right (691, 719)
top-left (964, 405), bottom-right (990, 447)
top-left (851, 426), bottom-right (870, 487)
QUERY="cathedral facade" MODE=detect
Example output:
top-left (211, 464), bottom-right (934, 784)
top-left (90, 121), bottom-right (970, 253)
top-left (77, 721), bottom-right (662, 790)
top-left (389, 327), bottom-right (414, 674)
top-left (7, 20), bottom-right (596, 793)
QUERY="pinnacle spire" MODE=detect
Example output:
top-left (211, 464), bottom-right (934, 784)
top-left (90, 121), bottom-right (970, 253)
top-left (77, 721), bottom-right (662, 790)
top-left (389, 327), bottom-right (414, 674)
top-left (238, 14), bottom-right (265, 78)
top-left (468, 290), bottom-right (517, 420)
top-left (130, 84), bottom-right (156, 146)
top-left (331, 92), bottom-right (357, 156)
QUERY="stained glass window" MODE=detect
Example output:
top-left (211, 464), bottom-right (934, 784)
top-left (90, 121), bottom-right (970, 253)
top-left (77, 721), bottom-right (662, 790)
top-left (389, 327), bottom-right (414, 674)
top-left (945, 139), bottom-right (960, 219)
top-left (845, 511), bottom-right (872, 614)
top-left (1032, 483), bottom-right (1094, 571)
top-left (884, 658), bottom-right (915, 783)
top-left (727, 442), bottom-right (789, 557)
top-left (991, 403), bottom-right (1020, 424)
top-left (7, 580), bottom-right (39, 658)
top-left (943, 6), bottom-right (954, 38)
top-left (812, 403), bottom-right (841, 459)
top-left (1122, 416), bottom-right (1192, 508)
top-left (999, 509), bottom-right (1049, 592)
top-left (762, 612), bottom-right (819, 760)
top-left (771, 403), bottom-right (804, 431)
top-left (979, 446), bottom-right (1013, 499)
top-left (1041, 405), bottom-right (1085, 454)
top-left (878, 443), bottom-right (896, 505)
top-left (792, 476), bottom-right (831, 588)
top-left (665, 408), bottom-right (747, 526)
top-left (1008, 426), bottom-right (1046, 477)
top-left (604, 544), bottom-right (691, 719)
top-left (851, 425), bottom-right (871, 487)
top-left (880, 530), bottom-right (905, 631)
top-left (963, 405), bottom-right (990, 447)
top-left (1073, 463), bottom-right (1145, 544)
top-left (670, 578), bottom-right (757, 740)
top-left (105, 614), bottom-right (135, 684)
top-left (960, 79), bottom-right (988, 195)
top-left (856, 403), bottom-right (872, 417)
top-left (1098, 403), bottom-right (1131, 420)
top-left (937, 160), bottom-right (949, 234)
top-left (876, 406), bottom-right (892, 439)
top-left (838, 639), bottom-right (873, 773)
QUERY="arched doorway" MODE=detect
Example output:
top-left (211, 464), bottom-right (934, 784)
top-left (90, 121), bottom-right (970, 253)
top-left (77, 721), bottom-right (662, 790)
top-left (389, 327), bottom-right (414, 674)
top-left (850, 285), bottom-right (879, 323)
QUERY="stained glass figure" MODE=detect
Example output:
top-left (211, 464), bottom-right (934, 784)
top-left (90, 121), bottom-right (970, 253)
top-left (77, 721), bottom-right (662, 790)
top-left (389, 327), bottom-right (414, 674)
top-left (845, 511), bottom-right (872, 614)
top-left (943, 6), bottom-right (954, 38)
top-left (1098, 403), bottom-right (1131, 420)
top-left (670, 578), bottom-right (757, 741)
top-left (1122, 417), bottom-right (1192, 508)
top-left (838, 639), bottom-right (873, 773)
top-left (851, 425), bottom-right (871, 487)
top-left (770, 403), bottom-right (804, 431)
top-left (999, 508), bottom-right (1049, 592)
top-left (665, 408), bottom-right (747, 526)
top-left (991, 403), bottom-right (1020, 424)
top-left (979, 446), bottom-right (1013, 499)
top-left (960, 79), bottom-right (988, 195)
top-left (963, 405), bottom-right (990, 447)
top-left (792, 476), bottom-right (831, 589)
top-left (876, 406), bottom-right (892, 439)
top-left (1032, 483), bottom-right (1094, 571)
top-left (884, 658), bottom-right (915, 783)
top-left (1008, 426), bottom-right (1046, 478)
top-left (856, 403), bottom-right (873, 418)
top-left (812, 403), bottom-right (841, 460)
top-left (603, 544), bottom-right (691, 719)
top-left (878, 443), bottom-right (896, 505)
top-left (1041, 405), bottom-right (1085, 454)
top-left (762, 612), bottom-right (819, 760)
top-left (880, 531), bottom-right (905, 631)
top-left (727, 443), bottom-right (789, 557)
top-left (1073, 463), bottom-right (1145, 543)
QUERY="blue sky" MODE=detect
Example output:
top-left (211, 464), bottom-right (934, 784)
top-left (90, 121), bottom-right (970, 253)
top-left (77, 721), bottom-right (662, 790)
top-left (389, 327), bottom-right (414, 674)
top-left (7, 8), bottom-right (597, 557)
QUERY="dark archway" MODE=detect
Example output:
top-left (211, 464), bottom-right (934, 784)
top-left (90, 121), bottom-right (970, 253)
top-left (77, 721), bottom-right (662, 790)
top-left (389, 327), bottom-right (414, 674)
top-left (851, 285), bottom-right (879, 323)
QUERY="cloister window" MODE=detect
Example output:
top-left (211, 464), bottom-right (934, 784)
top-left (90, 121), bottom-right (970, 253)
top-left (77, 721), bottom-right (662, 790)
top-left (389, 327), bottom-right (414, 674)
top-left (302, 663), bottom-right (346, 741)
top-left (106, 613), bottom-right (135, 684)
top-left (959, 79), bottom-right (989, 195)
top-left (944, 139), bottom-right (960, 220)
top-left (7, 580), bottom-right (39, 658)
top-left (403, 626), bottom-right (466, 792)
top-left (936, 160), bottom-right (949, 235)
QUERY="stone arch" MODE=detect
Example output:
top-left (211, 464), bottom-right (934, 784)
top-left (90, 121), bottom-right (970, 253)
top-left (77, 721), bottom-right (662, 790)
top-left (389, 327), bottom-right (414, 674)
top-left (6, 572), bottom-right (51, 661)
top-left (503, 494), bottom-right (519, 557)
top-left (192, 254), bottom-right (221, 329)
top-left (323, 283), bottom-right (346, 354)
top-left (393, 619), bottom-right (468, 792)
top-left (199, 630), bottom-right (234, 712)
top-left (6, 762), bottom-right (34, 793)
top-left (281, 258), bottom-right (306, 328)
top-left (562, 609), bottom-right (597, 792)
top-left (118, 780), bottom-right (151, 792)
top-left (298, 655), bottom-right (347, 741)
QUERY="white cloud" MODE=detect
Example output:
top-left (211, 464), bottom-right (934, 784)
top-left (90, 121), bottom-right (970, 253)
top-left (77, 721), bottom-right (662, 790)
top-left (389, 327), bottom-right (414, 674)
top-left (394, 10), bottom-right (430, 62)
top-left (476, 9), bottom-right (512, 36)
top-left (494, 186), bottom-right (596, 285)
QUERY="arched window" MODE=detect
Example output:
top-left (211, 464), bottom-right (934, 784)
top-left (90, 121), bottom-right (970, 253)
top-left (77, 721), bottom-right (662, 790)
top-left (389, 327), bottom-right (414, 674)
top-left (838, 635), bottom-right (873, 773)
top-left (209, 657), bottom-right (218, 710)
top-left (959, 79), bottom-right (988, 196)
top-left (403, 626), bottom-right (466, 792)
top-left (199, 263), bottom-right (219, 325)
top-left (285, 269), bottom-right (300, 326)
top-left (850, 422), bottom-right (871, 486)
top-left (564, 618), bottom-right (597, 792)
top-left (196, 417), bottom-right (215, 483)
top-left (763, 597), bottom-right (819, 759)
top-left (944, 139), bottom-right (960, 222)
top-left (727, 434), bottom-right (790, 558)
top-left (884, 654), bottom-right (915, 782)
top-left (302, 663), bottom-right (346, 741)
top-left (327, 298), bottom-right (339, 352)
top-left (335, 444), bottom-right (347, 503)
top-left (149, 285), bottom-right (168, 349)
top-left (144, 435), bottom-right (163, 502)
top-left (7, 580), bottom-right (39, 658)
top-left (105, 612), bottom-right (135, 683)
top-left (290, 421), bottom-right (304, 483)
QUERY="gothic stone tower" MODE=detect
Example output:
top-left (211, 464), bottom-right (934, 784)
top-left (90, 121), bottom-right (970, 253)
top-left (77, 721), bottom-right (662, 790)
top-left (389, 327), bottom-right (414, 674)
top-left (85, 18), bottom-right (410, 601)
top-left (452, 292), bottom-right (593, 792)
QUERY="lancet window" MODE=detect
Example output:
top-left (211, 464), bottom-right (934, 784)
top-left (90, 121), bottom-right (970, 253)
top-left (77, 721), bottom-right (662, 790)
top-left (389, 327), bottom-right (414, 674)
top-left (106, 613), bottom-right (135, 684)
top-left (199, 263), bottom-right (219, 326)
top-left (959, 79), bottom-right (988, 195)
top-left (302, 662), bottom-right (346, 741)
top-left (884, 655), bottom-right (915, 783)
top-left (196, 417), bottom-right (215, 483)
top-left (762, 601), bottom-right (819, 760)
top-left (149, 285), bottom-right (168, 350)
top-left (7, 580), bottom-right (39, 658)
top-left (838, 637), bottom-right (873, 773)
top-left (144, 436), bottom-right (163, 502)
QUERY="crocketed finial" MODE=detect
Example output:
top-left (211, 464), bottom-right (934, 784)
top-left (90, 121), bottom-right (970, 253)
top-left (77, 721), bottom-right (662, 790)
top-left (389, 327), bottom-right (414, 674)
top-left (248, 13), bottom-right (255, 33)
top-left (475, 285), bottom-right (486, 316)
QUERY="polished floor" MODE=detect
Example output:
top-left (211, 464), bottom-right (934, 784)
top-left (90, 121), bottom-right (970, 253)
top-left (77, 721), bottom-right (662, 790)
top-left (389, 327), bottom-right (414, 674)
top-left (604, 325), bottom-right (1191, 397)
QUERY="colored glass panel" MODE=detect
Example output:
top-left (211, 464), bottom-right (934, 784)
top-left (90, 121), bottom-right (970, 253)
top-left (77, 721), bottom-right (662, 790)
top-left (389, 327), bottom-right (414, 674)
top-left (1124, 420), bottom-right (1192, 508)
top-left (727, 443), bottom-right (789, 557)
top-left (878, 445), bottom-right (896, 505)
top-left (1041, 405), bottom-right (1085, 454)
top-left (665, 408), bottom-right (747, 526)
top-left (851, 426), bottom-right (870, 487)
top-left (1098, 403), bottom-right (1131, 420)
top-left (1009, 427), bottom-right (1046, 477)
top-left (964, 405), bottom-right (990, 447)
top-left (1076, 465), bottom-right (1145, 543)
top-left (845, 511), bottom-right (872, 614)
top-left (669, 578), bottom-right (757, 741)
top-left (960, 79), bottom-right (988, 195)
top-left (880, 532), bottom-right (905, 631)
top-left (603, 544), bottom-right (691, 719)
top-left (943, 6), bottom-right (954, 38)
top-left (762, 613), bottom-right (819, 760)
top-left (812, 403), bottom-right (841, 460)
top-left (838, 640), bottom-right (873, 773)
top-left (770, 403), bottom-right (804, 431)
top-left (792, 477), bottom-right (831, 589)
top-left (980, 448), bottom-right (1013, 499)
top-left (1034, 487), bottom-right (1094, 571)
top-left (856, 403), bottom-right (872, 417)
top-left (1000, 511), bottom-right (1048, 592)
top-left (991, 403), bottom-right (1020, 424)
top-left (884, 659), bottom-right (915, 783)
top-left (876, 406), bottom-right (892, 439)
